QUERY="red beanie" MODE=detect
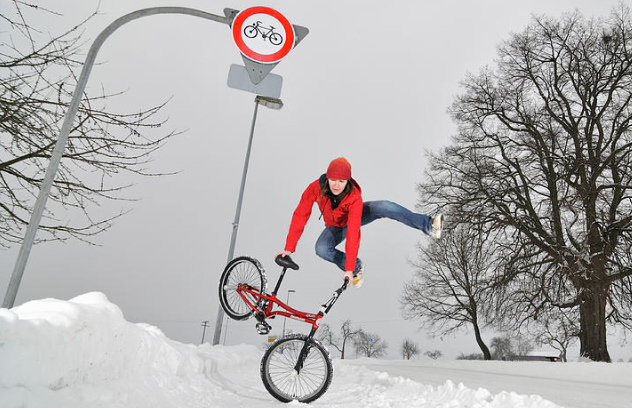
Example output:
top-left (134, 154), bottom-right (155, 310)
top-left (326, 157), bottom-right (352, 180)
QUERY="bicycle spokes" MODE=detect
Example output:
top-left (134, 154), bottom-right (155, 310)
top-left (261, 335), bottom-right (332, 403)
top-left (219, 257), bottom-right (267, 321)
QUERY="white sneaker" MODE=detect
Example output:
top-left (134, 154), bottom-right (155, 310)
top-left (432, 214), bottom-right (444, 239)
top-left (353, 261), bottom-right (365, 288)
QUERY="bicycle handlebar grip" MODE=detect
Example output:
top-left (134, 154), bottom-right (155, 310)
top-left (275, 254), bottom-right (300, 270)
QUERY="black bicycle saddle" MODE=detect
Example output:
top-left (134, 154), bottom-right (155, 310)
top-left (275, 254), bottom-right (299, 270)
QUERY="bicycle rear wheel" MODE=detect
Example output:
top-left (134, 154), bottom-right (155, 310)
top-left (219, 256), bottom-right (267, 320)
top-left (260, 334), bottom-right (333, 403)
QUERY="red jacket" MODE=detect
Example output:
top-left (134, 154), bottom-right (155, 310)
top-left (285, 176), bottom-right (363, 271)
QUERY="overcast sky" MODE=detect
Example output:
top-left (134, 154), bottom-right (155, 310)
top-left (2, 0), bottom-right (629, 360)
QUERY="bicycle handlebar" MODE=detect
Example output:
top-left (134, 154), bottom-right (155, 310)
top-left (340, 277), bottom-right (349, 292)
top-left (320, 278), bottom-right (349, 316)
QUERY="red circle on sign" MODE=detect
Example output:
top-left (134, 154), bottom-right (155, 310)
top-left (232, 6), bottom-right (296, 64)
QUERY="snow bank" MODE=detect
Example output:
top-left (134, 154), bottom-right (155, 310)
top-left (0, 292), bottom-right (258, 408)
top-left (0, 292), bottom-right (565, 408)
top-left (329, 364), bottom-right (561, 408)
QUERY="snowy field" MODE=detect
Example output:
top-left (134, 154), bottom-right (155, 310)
top-left (1, 292), bottom-right (630, 408)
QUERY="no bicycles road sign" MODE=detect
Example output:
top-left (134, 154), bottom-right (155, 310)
top-left (231, 6), bottom-right (296, 64)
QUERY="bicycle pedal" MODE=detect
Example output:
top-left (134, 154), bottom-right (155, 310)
top-left (256, 321), bottom-right (272, 335)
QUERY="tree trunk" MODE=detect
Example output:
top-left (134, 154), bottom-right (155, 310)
top-left (578, 282), bottom-right (611, 362)
top-left (473, 321), bottom-right (492, 360)
top-left (341, 338), bottom-right (346, 360)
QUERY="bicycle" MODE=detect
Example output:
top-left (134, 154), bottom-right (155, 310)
top-left (243, 21), bottom-right (284, 45)
top-left (218, 254), bottom-right (348, 403)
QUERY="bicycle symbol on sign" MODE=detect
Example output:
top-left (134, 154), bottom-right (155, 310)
top-left (243, 21), bottom-right (284, 45)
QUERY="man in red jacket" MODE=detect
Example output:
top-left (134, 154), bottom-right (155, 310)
top-left (278, 157), bottom-right (443, 288)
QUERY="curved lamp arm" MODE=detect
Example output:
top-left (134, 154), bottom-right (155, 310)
top-left (3, 7), bottom-right (232, 308)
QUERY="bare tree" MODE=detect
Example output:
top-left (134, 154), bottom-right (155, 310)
top-left (457, 353), bottom-right (485, 360)
top-left (317, 320), bottom-right (361, 359)
top-left (532, 308), bottom-right (579, 362)
top-left (353, 330), bottom-right (388, 358)
top-left (490, 335), bottom-right (512, 360)
top-left (490, 333), bottom-right (535, 360)
top-left (418, 6), bottom-right (632, 361)
top-left (0, 2), bottom-right (177, 247)
top-left (401, 222), bottom-right (497, 360)
top-left (424, 350), bottom-right (443, 360)
top-left (401, 339), bottom-right (420, 360)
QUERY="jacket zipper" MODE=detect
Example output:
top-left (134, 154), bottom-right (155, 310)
top-left (319, 196), bottom-right (329, 220)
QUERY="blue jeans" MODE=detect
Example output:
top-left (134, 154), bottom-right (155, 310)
top-left (314, 200), bottom-right (433, 273)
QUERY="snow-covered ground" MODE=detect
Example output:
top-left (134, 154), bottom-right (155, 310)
top-left (1, 292), bottom-right (630, 408)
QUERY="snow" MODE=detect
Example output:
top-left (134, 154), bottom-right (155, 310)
top-left (1, 293), bottom-right (630, 408)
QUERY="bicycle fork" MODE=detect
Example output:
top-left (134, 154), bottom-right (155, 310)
top-left (294, 326), bottom-right (318, 374)
top-left (293, 279), bottom-right (347, 374)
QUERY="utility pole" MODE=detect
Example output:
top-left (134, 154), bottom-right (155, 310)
top-left (200, 320), bottom-right (210, 344)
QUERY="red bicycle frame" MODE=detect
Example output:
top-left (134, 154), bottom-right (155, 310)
top-left (237, 284), bottom-right (323, 329)
top-left (235, 256), bottom-right (348, 333)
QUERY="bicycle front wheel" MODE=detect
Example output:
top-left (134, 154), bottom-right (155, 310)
top-left (260, 334), bottom-right (333, 403)
top-left (219, 256), bottom-right (267, 320)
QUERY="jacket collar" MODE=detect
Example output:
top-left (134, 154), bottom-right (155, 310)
top-left (318, 174), bottom-right (361, 191)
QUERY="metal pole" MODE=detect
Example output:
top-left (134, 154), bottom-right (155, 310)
top-left (222, 316), bottom-right (229, 345)
top-left (282, 289), bottom-right (295, 335)
top-left (2, 7), bottom-right (231, 309)
top-left (212, 99), bottom-right (260, 345)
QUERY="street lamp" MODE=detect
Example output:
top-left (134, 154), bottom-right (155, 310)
top-left (282, 289), bottom-right (295, 335)
top-left (255, 95), bottom-right (283, 110)
top-left (211, 95), bottom-right (284, 345)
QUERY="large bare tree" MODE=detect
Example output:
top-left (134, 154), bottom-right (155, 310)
top-left (418, 6), bottom-right (632, 361)
top-left (1, 2), bottom-right (177, 247)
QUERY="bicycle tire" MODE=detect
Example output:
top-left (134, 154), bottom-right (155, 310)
top-left (219, 256), bottom-right (267, 320)
top-left (269, 32), bottom-right (283, 46)
top-left (243, 25), bottom-right (258, 38)
top-left (260, 334), bottom-right (333, 403)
